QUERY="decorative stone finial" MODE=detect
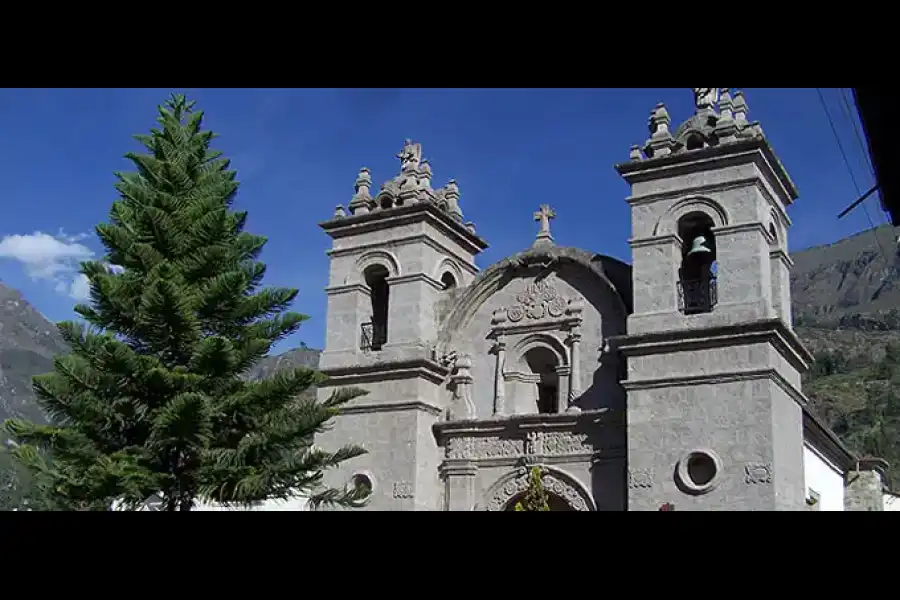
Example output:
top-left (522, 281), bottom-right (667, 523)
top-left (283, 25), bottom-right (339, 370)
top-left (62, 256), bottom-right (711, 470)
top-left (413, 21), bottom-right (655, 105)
top-left (533, 204), bottom-right (556, 246)
top-left (692, 88), bottom-right (720, 113)
top-left (714, 88), bottom-right (738, 143)
top-left (443, 179), bottom-right (463, 222)
top-left (333, 205), bottom-right (347, 219)
top-left (629, 144), bottom-right (643, 161)
top-left (348, 167), bottom-right (373, 215)
top-left (732, 91), bottom-right (748, 128)
top-left (644, 103), bottom-right (677, 158)
top-left (419, 159), bottom-right (433, 189)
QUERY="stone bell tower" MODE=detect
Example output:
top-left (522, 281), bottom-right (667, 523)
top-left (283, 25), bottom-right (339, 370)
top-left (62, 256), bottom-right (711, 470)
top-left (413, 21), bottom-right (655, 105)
top-left (614, 89), bottom-right (814, 511)
top-left (316, 140), bottom-right (488, 510)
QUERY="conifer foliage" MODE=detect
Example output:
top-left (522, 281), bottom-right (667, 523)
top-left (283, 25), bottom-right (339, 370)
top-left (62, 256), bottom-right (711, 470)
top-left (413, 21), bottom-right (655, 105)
top-left (514, 466), bottom-right (550, 511)
top-left (3, 94), bottom-right (368, 511)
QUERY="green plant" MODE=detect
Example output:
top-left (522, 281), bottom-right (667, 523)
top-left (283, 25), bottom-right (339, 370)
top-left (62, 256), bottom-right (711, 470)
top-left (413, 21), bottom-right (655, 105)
top-left (3, 93), bottom-right (367, 511)
top-left (514, 466), bottom-right (550, 511)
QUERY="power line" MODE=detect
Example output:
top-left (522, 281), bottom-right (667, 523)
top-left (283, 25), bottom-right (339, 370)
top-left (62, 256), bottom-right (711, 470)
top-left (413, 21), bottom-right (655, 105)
top-left (816, 87), bottom-right (893, 266)
top-left (839, 88), bottom-right (877, 180)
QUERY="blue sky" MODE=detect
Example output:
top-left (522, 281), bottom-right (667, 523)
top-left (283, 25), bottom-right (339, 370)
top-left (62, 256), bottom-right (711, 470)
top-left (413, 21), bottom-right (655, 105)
top-left (0, 88), bottom-right (889, 352)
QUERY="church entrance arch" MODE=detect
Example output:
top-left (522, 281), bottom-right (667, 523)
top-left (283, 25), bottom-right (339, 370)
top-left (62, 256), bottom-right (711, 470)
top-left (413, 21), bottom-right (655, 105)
top-left (503, 492), bottom-right (575, 511)
top-left (480, 466), bottom-right (594, 512)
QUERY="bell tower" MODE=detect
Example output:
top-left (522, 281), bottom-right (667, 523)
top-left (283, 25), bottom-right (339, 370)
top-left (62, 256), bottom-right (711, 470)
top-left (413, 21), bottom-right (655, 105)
top-left (614, 89), bottom-right (814, 510)
top-left (316, 140), bottom-right (488, 510)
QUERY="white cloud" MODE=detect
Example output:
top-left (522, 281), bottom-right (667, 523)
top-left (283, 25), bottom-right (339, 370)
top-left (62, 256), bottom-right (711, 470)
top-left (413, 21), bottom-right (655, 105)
top-left (0, 230), bottom-right (95, 300)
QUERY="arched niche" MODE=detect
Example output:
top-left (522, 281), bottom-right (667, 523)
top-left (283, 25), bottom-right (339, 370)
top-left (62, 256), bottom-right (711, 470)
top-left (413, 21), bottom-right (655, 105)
top-left (434, 257), bottom-right (464, 291)
top-left (505, 334), bottom-right (569, 414)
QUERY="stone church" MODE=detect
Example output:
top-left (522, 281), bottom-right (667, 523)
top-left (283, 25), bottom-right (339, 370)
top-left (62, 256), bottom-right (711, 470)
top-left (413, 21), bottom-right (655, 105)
top-left (314, 88), bottom-right (891, 511)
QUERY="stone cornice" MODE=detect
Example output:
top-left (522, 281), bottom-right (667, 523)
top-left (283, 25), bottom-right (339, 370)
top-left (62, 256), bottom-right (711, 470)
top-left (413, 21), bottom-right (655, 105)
top-left (615, 138), bottom-right (799, 207)
top-left (320, 202), bottom-right (489, 255)
top-left (611, 318), bottom-right (814, 373)
top-left (387, 272), bottom-right (445, 291)
top-left (339, 400), bottom-right (443, 417)
top-left (621, 367), bottom-right (808, 408)
top-left (324, 283), bottom-right (370, 296)
top-left (769, 248), bottom-right (794, 267)
top-left (433, 408), bottom-right (624, 439)
top-left (320, 357), bottom-right (450, 386)
top-left (326, 232), bottom-right (480, 276)
top-left (802, 408), bottom-right (857, 473)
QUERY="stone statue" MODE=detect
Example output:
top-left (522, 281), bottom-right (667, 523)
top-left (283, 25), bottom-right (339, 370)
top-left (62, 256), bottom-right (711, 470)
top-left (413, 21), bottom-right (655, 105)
top-left (692, 88), bottom-right (720, 111)
top-left (397, 139), bottom-right (422, 172)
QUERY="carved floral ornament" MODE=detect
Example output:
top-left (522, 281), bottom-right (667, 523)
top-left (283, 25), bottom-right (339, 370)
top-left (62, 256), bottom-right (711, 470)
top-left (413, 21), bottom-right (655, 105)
top-left (484, 466), bottom-right (592, 511)
top-left (502, 280), bottom-right (574, 323)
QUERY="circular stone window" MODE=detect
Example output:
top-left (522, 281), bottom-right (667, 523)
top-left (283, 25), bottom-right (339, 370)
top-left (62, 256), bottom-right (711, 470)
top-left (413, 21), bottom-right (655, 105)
top-left (347, 473), bottom-right (374, 506)
top-left (676, 450), bottom-right (722, 495)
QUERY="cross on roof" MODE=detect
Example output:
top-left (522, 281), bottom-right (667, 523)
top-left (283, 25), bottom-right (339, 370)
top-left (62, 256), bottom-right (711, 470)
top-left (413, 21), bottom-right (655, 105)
top-left (533, 204), bottom-right (556, 245)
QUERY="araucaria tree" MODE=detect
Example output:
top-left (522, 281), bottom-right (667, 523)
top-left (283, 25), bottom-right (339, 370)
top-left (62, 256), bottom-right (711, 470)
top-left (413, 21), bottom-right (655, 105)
top-left (3, 94), bottom-right (367, 511)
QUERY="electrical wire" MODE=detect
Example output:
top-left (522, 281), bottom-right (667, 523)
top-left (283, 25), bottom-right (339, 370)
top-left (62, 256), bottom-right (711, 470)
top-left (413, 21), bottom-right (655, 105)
top-left (816, 87), bottom-right (893, 265)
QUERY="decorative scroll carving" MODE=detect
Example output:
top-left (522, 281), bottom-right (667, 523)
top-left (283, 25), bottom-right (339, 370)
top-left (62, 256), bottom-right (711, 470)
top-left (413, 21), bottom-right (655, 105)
top-left (505, 280), bottom-right (568, 323)
top-left (486, 468), bottom-right (590, 511)
top-left (447, 431), bottom-right (590, 460)
top-left (744, 462), bottom-right (772, 484)
top-left (392, 481), bottom-right (414, 498)
top-left (628, 468), bottom-right (654, 489)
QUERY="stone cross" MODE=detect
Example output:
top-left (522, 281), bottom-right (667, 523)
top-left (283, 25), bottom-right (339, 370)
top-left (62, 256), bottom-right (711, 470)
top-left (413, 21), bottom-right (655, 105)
top-left (533, 204), bottom-right (556, 245)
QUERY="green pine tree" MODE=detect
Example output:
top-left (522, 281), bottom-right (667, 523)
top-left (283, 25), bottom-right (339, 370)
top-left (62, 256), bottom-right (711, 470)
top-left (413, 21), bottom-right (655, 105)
top-left (514, 466), bottom-right (550, 511)
top-left (3, 93), bottom-right (368, 511)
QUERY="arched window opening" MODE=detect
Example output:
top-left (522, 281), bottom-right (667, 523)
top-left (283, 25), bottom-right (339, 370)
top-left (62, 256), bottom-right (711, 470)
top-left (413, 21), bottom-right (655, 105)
top-left (768, 222), bottom-right (778, 244)
top-left (525, 346), bottom-right (559, 414)
top-left (362, 264), bottom-right (389, 351)
top-left (677, 212), bottom-right (717, 315)
top-left (686, 134), bottom-right (704, 151)
top-left (440, 271), bottom-right (457, 291)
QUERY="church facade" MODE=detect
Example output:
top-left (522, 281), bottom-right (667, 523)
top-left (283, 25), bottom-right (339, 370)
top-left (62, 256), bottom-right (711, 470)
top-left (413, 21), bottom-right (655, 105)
top-left (314, 89), bottom-right (890, 511)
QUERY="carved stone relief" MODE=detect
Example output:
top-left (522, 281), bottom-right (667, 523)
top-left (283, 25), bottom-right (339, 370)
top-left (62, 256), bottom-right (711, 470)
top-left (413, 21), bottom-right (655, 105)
top-left (486, 467), bottom-right (590, 511)
top-left (744, 462), bottom-right (772, 484)
top-left (505, 280), bottom-right (568, 323)
top-left (628, 468), bottom-right (654, 489)
top-left (393, 481), bottom-right (414, 498)
top-left (446, 431), bottom-right (591, 460)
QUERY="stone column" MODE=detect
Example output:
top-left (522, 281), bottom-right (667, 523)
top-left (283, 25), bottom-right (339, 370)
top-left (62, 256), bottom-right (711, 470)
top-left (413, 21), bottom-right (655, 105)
top-left (554, 366), bottom-right (570, 414)
top-left (440, 462), bottom-right (478, 511)
top-left (567, 331), bottom-right (582, 412)
top-left (493, 338), bottom-right (507, 416)
top-left (565, 299), bottom-right (584, 412)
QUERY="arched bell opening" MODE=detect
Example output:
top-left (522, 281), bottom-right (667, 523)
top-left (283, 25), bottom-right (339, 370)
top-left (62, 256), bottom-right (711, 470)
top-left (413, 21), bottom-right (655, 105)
top-left (677, 212), bottom-right (718, 315)
top-left (363, 264), bottom-right (390, 351)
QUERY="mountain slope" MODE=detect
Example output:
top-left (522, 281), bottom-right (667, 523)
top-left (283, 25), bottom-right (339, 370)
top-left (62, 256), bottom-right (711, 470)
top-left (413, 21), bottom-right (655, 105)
top-left (0, 282), bottom-right (66, 425)
top-left (792, 225), bottom-right (900, 329)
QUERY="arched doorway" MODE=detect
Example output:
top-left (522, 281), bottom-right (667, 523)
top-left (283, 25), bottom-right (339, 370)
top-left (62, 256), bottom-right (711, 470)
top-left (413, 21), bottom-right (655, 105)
top-left (503, 492), bottom-right (575, 511)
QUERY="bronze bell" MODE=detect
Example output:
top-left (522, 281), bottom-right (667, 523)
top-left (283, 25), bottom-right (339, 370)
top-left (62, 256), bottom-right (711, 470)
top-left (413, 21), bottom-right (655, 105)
top-left (687, 235), bottom-right (712, 256)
